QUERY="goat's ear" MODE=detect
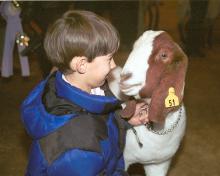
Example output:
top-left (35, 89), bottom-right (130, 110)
top-left (147, 53), bottom-right (188, 123)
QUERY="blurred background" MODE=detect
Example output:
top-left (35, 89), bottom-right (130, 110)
top-left (0, 0), bottom-right (220, 175)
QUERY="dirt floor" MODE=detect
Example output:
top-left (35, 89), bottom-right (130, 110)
top-left (0, 1), bottom-right (220, 176)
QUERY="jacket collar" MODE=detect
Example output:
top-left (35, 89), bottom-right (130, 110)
top-left (55, 71), bottom-right (120, 114)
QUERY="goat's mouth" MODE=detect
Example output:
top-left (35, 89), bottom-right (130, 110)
top-left (120, 82), bottom-right (143, 97)
top-left (120, 83), bottom-right (133, 90)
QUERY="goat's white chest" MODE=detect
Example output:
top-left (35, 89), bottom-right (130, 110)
top-left (124, 106), bottom-right (186, 165)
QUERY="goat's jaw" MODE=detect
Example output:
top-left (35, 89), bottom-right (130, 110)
top-left (120, 82), bottom-right (143, 98)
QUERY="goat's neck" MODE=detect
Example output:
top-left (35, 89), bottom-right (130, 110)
top-left (152, 108), bottom-right (181, 131)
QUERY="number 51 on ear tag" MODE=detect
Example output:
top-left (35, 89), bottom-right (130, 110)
top-left (165, 87), bottom-right (179, 108)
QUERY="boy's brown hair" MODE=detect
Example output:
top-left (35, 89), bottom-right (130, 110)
top-left (44, 10), bottom-right (120, 73)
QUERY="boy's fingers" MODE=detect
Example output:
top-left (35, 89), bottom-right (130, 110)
top-left (129, 118), bottom-right (148, 126)
top-left (137, 102), bottom-right (147, 108)
top-left (140, 116), bottom-right (149, 123)
top-left (128, 103), bottom-right (149, 125)
top-left (137, 103), bottom-right (148, 112)
top-left (135, 103), bottom-right (148, 115)
top-left (140, 117), bottom-right (149, 124)
top-left (139, 109), bottom-right (149, 124)
top-left (128, 117), bottom-right (142, 126)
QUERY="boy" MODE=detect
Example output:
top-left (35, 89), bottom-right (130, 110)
top-left (21, 10), bottom-right (148, 176)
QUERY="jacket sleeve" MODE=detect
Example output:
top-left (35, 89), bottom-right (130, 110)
top-left (47, 149), bottom-right (105, 176)
top-left (112, 154), bottom-right (129, 176)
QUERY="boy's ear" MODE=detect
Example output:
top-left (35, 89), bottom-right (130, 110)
top-left (70, 56), bottom-right (88, 74)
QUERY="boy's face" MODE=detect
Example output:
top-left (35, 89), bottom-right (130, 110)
top-left (86, 54), bottom-right (116, 88)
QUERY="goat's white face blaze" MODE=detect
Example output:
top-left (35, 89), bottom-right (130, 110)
top-left (120, 30), bottom-right (163, 98)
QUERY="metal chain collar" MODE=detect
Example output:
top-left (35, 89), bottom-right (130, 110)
top-left (145, 106), bottom-right (182, 135)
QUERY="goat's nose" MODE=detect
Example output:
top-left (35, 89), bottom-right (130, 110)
top-left (120, 72), bottom-right (133, 90)
top-left (120, 72), bottom-right (132, 83)
top-left (120, 82), bottom-right (132, 90)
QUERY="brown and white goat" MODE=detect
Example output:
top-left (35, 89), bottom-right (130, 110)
top-left (108, 30), bottom-right (188, 176)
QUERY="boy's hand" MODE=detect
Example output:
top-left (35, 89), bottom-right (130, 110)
top-left (128, 102), bottom-right (149, 126)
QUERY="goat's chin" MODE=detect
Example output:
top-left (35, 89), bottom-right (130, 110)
top-left (120, 85), bottom-right (142, 97)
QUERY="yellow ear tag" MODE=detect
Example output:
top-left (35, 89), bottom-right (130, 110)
top-left (165, 87), bottom-right (179, 108)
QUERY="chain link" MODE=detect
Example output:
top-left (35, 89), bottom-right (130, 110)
top-left (145, 106), bottom-right (182, 135)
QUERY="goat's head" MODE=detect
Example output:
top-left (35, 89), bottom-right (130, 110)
top-left (120, 30), bottom-right (188, 123)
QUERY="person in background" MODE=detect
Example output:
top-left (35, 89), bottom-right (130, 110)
top-left (21, 2), bottom-right (72, 78)
top-left (204, 0), bottom-right (220, 48)
top-left (0, 8), bottom-right (6, 70)
top-left (0, 1), bottom-right (30, 78)
top-left (185, 0), bottom-right (209, 57)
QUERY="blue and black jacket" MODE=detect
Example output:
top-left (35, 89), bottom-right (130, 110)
top-left (20, 71), bottom-right (129, 176)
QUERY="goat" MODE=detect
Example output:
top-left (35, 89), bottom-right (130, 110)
top-left (108, 30), bottom-right (188, 176)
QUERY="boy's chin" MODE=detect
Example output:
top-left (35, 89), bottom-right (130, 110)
top-left (99, 81), bottom-right (105, 87)
top-left (96, 80), bottom-right (105, 87)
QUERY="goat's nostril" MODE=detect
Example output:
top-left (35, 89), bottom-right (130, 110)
top-left (120, 83), bottom-right (135, 91)
top-left (120, 83), bottom-right (127, 90)
top-left (120, 72), bottom-right (132, 82)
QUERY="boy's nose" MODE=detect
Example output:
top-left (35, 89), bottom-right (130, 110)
top-left (110, 59), bottom-right (116, 69)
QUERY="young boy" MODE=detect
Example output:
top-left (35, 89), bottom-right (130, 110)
top-left (21, 10), bottom-right (148, 176)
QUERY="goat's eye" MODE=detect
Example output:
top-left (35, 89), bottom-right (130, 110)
top-left (173, 59), bottom-right (181, 65)
top-left (160, 53), bottom-right (167, 59)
